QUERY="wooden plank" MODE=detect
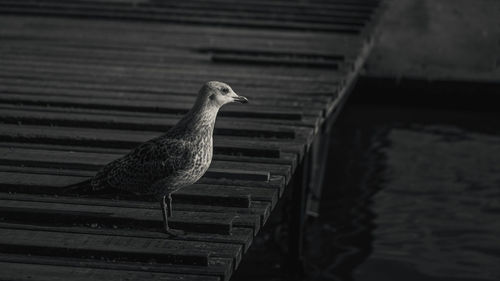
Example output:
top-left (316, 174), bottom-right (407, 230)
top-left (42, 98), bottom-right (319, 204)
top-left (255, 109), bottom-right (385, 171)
top-left (0, 73), bottom-right (335, 110)
top-left (0, 91), bottom-right (314, 121)
top-left (0, 167), bottom-right (275, 221)
top-left (0, 124), bottom-right (286, 159)
top-left (0, 220), bottom-right (253, 252)
top-left (0, 146), bottom-right (288, 182)
top-left (0, 191), bottom-right (269, 241)
top-left (0, 170), bottom-right (264, 233)
top-left (0, 49), bottom-right (331, 84)
top-left (0, 44), bottom-right (342, 82)
top-left (0, 90), bottom-right (324, 121)
top-left (0, 165), bottom-right (286, 197)
top-left (0, 71), bottom-right (337, 100)
top-left (0, 157), bottom-right (272, 186)
top-left (200, 175), bottom-right (286, 199)
top-left (0, 123), bottom-right (311, 164)
top-left (0, 92), bottom-right (323, 130)
top-left (6, 122), bottom-right (305, 162)
top-left (0, 85), bottom-right (326, 121)
top-left (0, 171), bottom-right (88, 189)
top-left (2, 0), bottom-right (374, 21)
top-left (0, 4), bottom-right (364, 33)
top-left (0, 260), bottom-right (221, 281)
top-left (0, 214), bottom-right (243, 266)
top-left (0, 254), bottom-right (232, 281)
top-left (0, 201), bottom-right (260, 236)
top-left (0, 90), bottom-right (328, 130)
top-left (0, 54), bottom-right (337, 85)
top-left (211, 160), bottom-right (291, 183)
top-left (0, 192), bottom-right (256, 230)
top-left (0, 14), bottom-right (366, 53)
top-left (0, 228), bottom-right (214, 266)
top-left (0, 192), bottom-right (265, 242)
top-left (0, 50), bottom-right (342, 82)
top-left (0, 53), bottom-right (341, 84)
top-left (149, 0), bottom-right (379, 11)
top-left (0, 40), bottom-right (347, 71)
top-left (0, 44), bottom-right (352, 82)
top-left (0, 216), bottom-right (246, 268)
top-left (0, 196), bottom-right (237, 234)
top-left (0, 79), bottom-right (331, 107)
top-left (0, 167), bottom-right (250, 205)
top-left (2, 0), bottom-right (378, 18)
top-left (0, 140), bottom-right (299, 172)
top-left (0, 106), bottom-right (302, 140)
top-left (178, 184), bottom-right (278, 209)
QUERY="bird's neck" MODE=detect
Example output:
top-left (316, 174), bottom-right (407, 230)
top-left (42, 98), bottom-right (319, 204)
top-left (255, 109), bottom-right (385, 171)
top-left (173, 101), bottom-right (219, 137)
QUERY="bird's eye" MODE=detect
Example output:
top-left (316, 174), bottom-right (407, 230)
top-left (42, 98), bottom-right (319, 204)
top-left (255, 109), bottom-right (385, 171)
top-left (221, 88), bottom-right (229, 95)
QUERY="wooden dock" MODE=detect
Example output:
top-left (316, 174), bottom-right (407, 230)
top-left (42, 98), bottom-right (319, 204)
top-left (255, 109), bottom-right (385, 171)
top-left (0, 1), bottom-right (385, 280)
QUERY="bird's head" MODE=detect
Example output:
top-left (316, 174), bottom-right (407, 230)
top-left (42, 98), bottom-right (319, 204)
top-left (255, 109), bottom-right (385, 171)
top-left (199, 81), bottom-right (248, 107)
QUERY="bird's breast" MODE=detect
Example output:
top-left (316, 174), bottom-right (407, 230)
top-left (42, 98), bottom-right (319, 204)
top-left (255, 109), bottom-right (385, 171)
top-left (192, 134), bottom-right (213, 176)
top-left (174, 134), bottom-right (212, 186)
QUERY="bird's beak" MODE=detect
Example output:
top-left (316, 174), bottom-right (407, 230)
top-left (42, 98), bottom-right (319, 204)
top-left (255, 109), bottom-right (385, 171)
top-left (233, 95), bottom-right (249, 104)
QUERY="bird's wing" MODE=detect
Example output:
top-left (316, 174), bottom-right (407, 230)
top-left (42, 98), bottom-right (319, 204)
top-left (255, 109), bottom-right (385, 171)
top-left (103, 137), bottom-right (194, 193)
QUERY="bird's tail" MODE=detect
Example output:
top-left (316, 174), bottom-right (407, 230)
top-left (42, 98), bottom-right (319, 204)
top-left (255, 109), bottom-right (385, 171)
top-left (62, 179), bottom-right (93, 195)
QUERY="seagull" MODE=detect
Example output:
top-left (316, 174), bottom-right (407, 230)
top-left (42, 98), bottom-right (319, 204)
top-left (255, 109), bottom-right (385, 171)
top-left (68, 81), bottom-right (248, 235)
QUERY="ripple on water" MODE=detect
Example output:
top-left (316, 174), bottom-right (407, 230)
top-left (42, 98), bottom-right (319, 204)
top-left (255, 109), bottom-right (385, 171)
top-left (354, 125), bottom-right (500, 281)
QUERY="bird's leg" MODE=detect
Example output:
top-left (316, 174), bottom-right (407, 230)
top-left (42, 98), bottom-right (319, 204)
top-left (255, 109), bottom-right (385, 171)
top-left (167, 193), bottom-right (173, 217)
top-left (160, 195), bottom-right (169, 233)
top-left (160, 193), bottom-right (184, 237)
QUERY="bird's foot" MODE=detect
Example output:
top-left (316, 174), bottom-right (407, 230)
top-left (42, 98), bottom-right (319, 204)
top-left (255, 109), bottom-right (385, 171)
top-left (164, 228), bottom-right (185, 237)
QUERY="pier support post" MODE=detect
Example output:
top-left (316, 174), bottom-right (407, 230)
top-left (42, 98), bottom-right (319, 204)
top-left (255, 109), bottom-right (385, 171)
top-left (285, 148), bottom-right (312, 280)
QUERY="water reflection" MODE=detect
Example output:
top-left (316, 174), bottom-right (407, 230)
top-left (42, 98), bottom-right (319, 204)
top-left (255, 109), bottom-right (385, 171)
top-left (355, 125), bottom-right (500, 281)
top-left (307, 106), bottom-right (500, 281)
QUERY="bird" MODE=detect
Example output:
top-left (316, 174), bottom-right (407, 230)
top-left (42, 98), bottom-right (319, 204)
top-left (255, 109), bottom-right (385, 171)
top-left (66, 81), bottom-right (248, 235)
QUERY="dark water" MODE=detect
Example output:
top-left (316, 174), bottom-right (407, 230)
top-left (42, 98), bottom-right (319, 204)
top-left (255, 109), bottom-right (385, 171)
top-left (232, 102), bottom-right (500, 281)
top-left (304, 105), bottom-right (500, 281)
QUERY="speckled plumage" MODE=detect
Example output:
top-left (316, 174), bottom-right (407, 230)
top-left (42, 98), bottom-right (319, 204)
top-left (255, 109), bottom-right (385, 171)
top-left (90, 105), bottom-right (216, 198)
top-left (87, 81), bottom-right (248, 234)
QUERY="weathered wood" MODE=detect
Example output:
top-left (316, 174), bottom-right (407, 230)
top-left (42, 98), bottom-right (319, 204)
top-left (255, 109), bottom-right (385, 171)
top-left (0, 228), bottom-right (214, 266)
top-left (0, 93), bottom-right (323, 130)
top-left (0, 197), bottom-right (237, 234)
top-left (0, 193), bottom-right (268, 244)
top-left (0, 54), bottom-right (341, 84)
top-left (11, 194), bottom-right (254, 231)
top-left (0, 146), bottom-right (289, 182)
top-left (0, 191), bottom-right (270, 231)
top-left (0, 86), bottom-right (326, 120)
top-left (0, 164), bottom-right (277, 210)
top-left (0, 99), bottom-right (317, 133)
top-left (0, 80), bottom-right (331, 108)
top-left (0, 40), bottom-right (348, 74)
top-left (0, 254), bottom-right (232, 281)
top-left (0, 165), bottom-right (287, 197)
top-left (0, 1), bottom-right (385, 280)
top-left (0, 140), bottom-right (299, 172)
top-left (0, 0), bottom-right (378, 19)
top-left (200, 175), bottom-right (286, 198)
top-left (0, 3), bottom-right (364, 33)
top-left (0, 47), bottom-right (342, 82)
top-left (0, 124), bottom-right (287, 158)
top-left (0, 14), bottom-right (367, 50)
top-left (0, 92), bottom-right (316, 121)
top-left (178, 184), bottom-right (278, 209)
top-left (0, 106), bottom-right (306, 140)
top-left (0, 122), bottom-right (312, 163)
top-left (0, 260), bottom-right (221, 281)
